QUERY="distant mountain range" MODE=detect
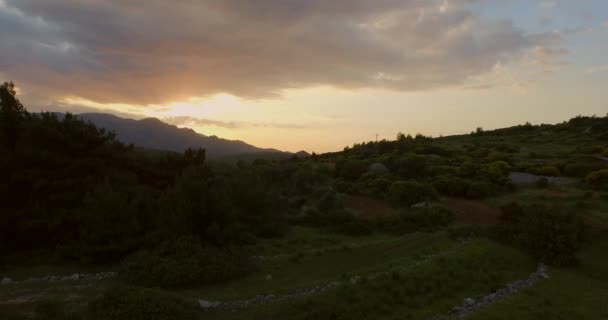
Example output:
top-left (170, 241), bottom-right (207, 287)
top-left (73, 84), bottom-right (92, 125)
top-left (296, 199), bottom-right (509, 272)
top-left (75, 113), bottom-right (285, 158)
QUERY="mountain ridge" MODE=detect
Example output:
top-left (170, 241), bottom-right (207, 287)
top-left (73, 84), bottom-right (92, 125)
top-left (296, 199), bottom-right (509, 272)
top-left (75, 113), bottom-right (284, 158)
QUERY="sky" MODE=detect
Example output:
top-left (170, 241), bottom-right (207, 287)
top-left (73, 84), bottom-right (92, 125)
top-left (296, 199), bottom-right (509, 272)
top-left (1, 0), bottom-right (607, 152)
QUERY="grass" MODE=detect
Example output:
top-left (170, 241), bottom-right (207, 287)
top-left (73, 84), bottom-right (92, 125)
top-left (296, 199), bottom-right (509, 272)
top-left (485, 185), bottom-right (608, 226)
top-left (467, 230), bottom-right (608, 320)
top-left (212, 239), bottom-right (536, 320)
top-left (180, 230), bottom-right (456, 300)
top-left (3, 200), bottom-right (608, 320)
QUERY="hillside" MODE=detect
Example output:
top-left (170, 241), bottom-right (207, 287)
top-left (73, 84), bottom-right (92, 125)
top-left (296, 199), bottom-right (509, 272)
top-left (1, 97), bottom-right (607, 320)
top-left (77, 113), bottom-right (284, 158)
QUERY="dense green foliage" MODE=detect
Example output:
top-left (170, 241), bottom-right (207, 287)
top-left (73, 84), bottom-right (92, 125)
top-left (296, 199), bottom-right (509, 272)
top-left (267, 241), bottom-right (534, 320)
top-left (2, 83), bottom-right (606, 320)
top-left (376, 205), bottom-right (454, 234)
top-left (586, 169), bottom-right (608, 190)
top-left (87, 285), bottom-right (199, 320)
top-left (120, 236), bottom-right (254, 288)
top-left (497, 202), bottom-right (585, 266)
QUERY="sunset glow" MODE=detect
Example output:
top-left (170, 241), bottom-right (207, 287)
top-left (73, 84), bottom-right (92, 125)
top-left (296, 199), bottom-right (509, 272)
top-left (2, 0), bottom-right (607, 152)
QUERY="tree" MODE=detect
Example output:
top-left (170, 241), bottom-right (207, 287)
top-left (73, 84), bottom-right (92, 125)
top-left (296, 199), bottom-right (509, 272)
top-left (0, 82), bottom-right (26, 151)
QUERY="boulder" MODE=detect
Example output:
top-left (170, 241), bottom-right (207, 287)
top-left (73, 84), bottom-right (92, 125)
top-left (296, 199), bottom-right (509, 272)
top-left (198, 299), bottom-right (221, 309)
top-left (368, 163), bottom-right (389, 175)
top-left (411, 202), bottom-right (429, 209)
top-left (464, 297), bottom-right (475, 306)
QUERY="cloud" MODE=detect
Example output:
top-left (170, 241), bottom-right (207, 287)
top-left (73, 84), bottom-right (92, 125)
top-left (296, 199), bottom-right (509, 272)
top-left (540, 1), bottom-right (557, 9)
top-left (531, 46), bottom-right (568, 59)
top-left (538, 16), bottom-right (553, 27)
top-left (162, 116), bottom-right (239, 129)
top-left (585, 65), bottom-right (608, 75)
top-left (162, 116), bottom-right (314, 130)
top-left (2, 0), bottom-right (557, 105)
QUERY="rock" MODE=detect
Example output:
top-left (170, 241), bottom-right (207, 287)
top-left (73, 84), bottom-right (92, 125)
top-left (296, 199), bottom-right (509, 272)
top-left (368, 162), bottom-right (389, 175)
top-left (265, 274), bottom-right (272, 281)
top-left (68, 273), bottom-right (80, 281)
top-left (1, 277), bottom-right (12, 285)
top-left (464, 298), bottom-right (475, 306)
top-left (198, 299), bottom-right (221, 309)
top-left (411, 202), bottom-right (429, 209)
top-left (350, 276), bottom-right (361, 285)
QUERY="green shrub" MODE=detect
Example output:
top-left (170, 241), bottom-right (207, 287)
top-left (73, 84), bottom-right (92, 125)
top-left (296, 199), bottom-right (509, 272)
top-left (465, 181), bottom-right (495, 199)
top-left (481, 161), bottom-right (510, 184)
top-left (336, 219), bottom-right (374, 236)
top-left (536, 177), bottom-right (549, 188)
top-left (32, 300), bottom-right (83, 320)
top-left (535, 166), bottom-right (560, 177)
top-left (378, 205), bottom-right (453, 234)
top-left (586, 169), bottom-right (608, 190)
top-left (446, 224), bottom-right (481, 240)
top-left (317, 190), bottom-right (343, 213)
top-left (563, 162), bottom-right (605, 177)
top-left (269, 242), bottom-right (531, 320)
top-left (388, 180), bottom-right (439, 207)
top-left (496, 203), bottom-right (585, 266)
top-left (120, 236), bottom-right (254, 288)
top-left (432, 176), bottom-right (471, 197)
top-left (87, 285), bottom-right (199, 320)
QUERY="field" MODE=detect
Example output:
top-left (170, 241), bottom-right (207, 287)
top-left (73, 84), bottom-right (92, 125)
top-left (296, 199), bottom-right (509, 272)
top-left (2, 183), bottom-right (607, 319)
top-left (2, 111), bottom-right (607, 319)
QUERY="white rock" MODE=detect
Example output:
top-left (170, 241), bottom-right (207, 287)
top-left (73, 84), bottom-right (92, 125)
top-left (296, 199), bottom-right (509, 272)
top-left (464, 298), bottom-right (475, 306)
top-left (198, 299), bottom-right (221, 309)
top-left (1, 277), bottom-right (12, 285)
top-left (350, 276), bottom-right (361, 285)
top-left (411, 202), bottom-right (429, 209)
top-left (265, 274), bottom-right (273, 281)
top-left (69, 273), bottom-right (80, 281)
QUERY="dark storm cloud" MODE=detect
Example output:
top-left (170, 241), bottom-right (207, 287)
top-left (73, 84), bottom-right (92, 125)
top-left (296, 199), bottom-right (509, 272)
top-left (1, 0), bottom-right (558, 105)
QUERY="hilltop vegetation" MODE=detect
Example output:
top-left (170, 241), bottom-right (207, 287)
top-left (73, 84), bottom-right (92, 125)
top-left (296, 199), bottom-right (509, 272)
top-left (1, 81), bottom-right (608, 319)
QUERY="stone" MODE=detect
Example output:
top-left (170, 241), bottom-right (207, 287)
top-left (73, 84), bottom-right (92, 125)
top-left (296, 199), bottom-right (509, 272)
top-left (464, 298), bottom-right (475, 306)
top-left (1, 277), bottom-right (12, 285)
top-left (68, 273), bottom-right (80, 281)
top-left (198, 299), bottom-right (221, 309)
top-left (368, 162), bottom-right (389, 175)
top-left (265, 274), bottom-right (273, 281)
top-left (411, 202), bottom-right (429, 209)
top-left (350, 276), bottom-right (361, 285)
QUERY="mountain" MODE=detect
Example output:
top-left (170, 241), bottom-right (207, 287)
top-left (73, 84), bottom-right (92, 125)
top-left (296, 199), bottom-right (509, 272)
top-left (76, 113), bottom-right (283, 158)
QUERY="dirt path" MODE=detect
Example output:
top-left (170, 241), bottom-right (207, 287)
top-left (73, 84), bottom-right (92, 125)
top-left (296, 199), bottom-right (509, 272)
top-left (442, 198), bottom-right (501, 226)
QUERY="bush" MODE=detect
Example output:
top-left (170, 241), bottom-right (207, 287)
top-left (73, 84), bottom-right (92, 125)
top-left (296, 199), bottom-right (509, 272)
top-left (388, 180), bottom-right (439, 207)
top-left (336, 219), bottom-right (374, 236)
top-left (120, 236), bottom-right (254, 288)
top-left (378, 205), bottom-right (453, 234)
top-left (465, 181), bottom-right (495, 199)
top-left (536, 177), bottom-right (549, 188)
top-left (586, 169), bottom-right (608, 190)
top-left (87, 285), bottom-right (199, 320)
top-left (447, 224), bottom-right (481, 240)
top-left (535, 166), bottom-right (560, 177)
top-left (481, 161), bottom-right (510, 184)
top-left (563, 161), bottom-right (605, 177)
top-left (496, 203), bottom-right (584, 266)
top-left (432, 176), bottom-right (471, 197)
